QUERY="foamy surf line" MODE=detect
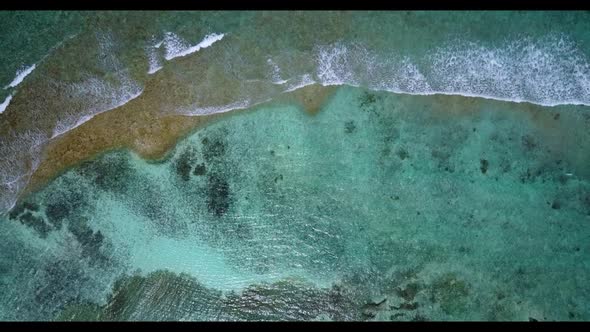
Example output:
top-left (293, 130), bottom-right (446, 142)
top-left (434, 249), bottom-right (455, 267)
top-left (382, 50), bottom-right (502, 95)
top-left (312, 35), bottom-right (590, 107)
top-left (177, 98), bottom-right (273, 117)
top-left (400, 91), bottom-right (590, 108)
top-left (324, 83), bottom-right (590, 107)
top-left (4, 64), bottom-right (36, 89)
top-left (51, 89), bottom-right (144, 139)
top-left (164, 32), bottom-right (225, 61)
top-left (2, 32), bottom-right (80, 91)
top-left (176, 80), bottom-right (588, 124)
top-left (0, 94), bottom-right (12, 114)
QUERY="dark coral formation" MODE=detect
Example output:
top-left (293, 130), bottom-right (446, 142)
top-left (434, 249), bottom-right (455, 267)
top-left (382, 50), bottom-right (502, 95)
top-left (175, 149), bottom-right (196, 182)
top-left (77, 152), bottom-right (134, 194)
top-left (67, 217), bottom-right (105, 261)
top-left (8, 200), bottom-right (54, 237)
top-left (193, 163), bottom-right (207, 176)
top-left (57, 270), bottom-right (363, 321)
top-left (206, 172), bottom-right (231, 217)
top-left (430, 273), bottom-right (470, 315)
top-left (480, 159), bottom-right (489, 174)
top-left (202, 136), bottom-right (226, 162)
top-left (344, 120), bottom-right (356, 134)
top-left (45, 201), bottom-right (69, 229)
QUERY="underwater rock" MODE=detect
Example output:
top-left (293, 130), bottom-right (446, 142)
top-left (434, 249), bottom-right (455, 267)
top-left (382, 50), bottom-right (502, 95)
top-left (273, 174), bottom-right (283, 183)
top-left (480, 159), bottom-right (489, 174)
top-left (56, 270), bottom-right (362, 321)
top-left (397, 148), bottom-right (410, 160)
top-left (358, 91), bottom-right (380, 114)
top-left (23, 202), bottom-right (40, 212)
top-left (7, 204), bottom-right (25, 220)
top-left (395, 282), bottom-right (421, 302)
top-left (77, 153), bottom-right (133, 193)
top-left (206, 173), bottom-right (231, 217)
top-left (344, 120), bottom-right (356, 134)
top-left (430, 273), bottom-right (470, 315)
top-left (175, 149), bottom-right (196, 181)
top-left (18, 211), bottom-right (51, 238)
top-left (193, 163), bottom-right (207, 176)
top-left (202, 136), bottom-right (226, 162)
top-left (8, 201), bottom-right (39, 220)
top-left (67, 218), bottom-right (104, 261)
top-left (99, 271), bottom-right (224, 321)
top-left (392, 302), bottom-right (419, 310)
top-left (45, 202), bottom-right (69, 229)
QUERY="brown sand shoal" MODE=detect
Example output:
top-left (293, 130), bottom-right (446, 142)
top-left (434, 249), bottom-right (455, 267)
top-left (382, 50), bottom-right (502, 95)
top-left (15, 84), bottom-right (590, 203)
top-left (22, 84), bottom-right (338, 198)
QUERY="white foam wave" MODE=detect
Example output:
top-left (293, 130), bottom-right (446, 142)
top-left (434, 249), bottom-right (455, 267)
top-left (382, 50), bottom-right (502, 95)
top-left (313, 35), bottom-right (590, 107)
top-left (0, 32), bottom-right (144, 216)
top-left (147, 48), bottom-right (163, 74)
top-left (51, 32), bottom-right (145, 138)
top-left (284, 74), bottom-right (316, 92)
top-left (4, 64), bottom-right (36, 89)
top-left (1, 32), bottom-right (79, 95)
top-left (0, 174), bottom-right (29, 214)
top-left (0, 128), bottom-right (47, 214)
top-left (267, 58), bottom-right (285, 84)
top-left (146, 36), bottom-right (165, 74)
top-left (0, 94), bottom-right (12, 114)
top-left (178, 99), bottom-right (253, 116)
top-left (51, 88), bottom-right (143, 138)
top-left (164, 32), bottom-right (225, 61)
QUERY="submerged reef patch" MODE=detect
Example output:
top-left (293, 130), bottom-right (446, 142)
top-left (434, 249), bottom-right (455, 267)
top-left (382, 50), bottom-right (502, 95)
top-left (206, 172), bottom-right (232, 217)
top-left (57, 270), bottom-right (363, 321)
top-left (2, 87), bottom-right (590, 321)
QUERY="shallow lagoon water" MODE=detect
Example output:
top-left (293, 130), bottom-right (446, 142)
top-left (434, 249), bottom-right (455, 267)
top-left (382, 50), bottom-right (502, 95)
top-left (2, 86), bottom-right (590, 320)
top-left (1, 11), bottom-right (590, 321)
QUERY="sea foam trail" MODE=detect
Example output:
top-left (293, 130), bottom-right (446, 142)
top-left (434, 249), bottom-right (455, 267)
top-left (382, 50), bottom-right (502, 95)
top-left (164, 32), bottom-right (225, 61)
top-left (0, 95), bottom-right (12, 114)
top-left (147, 48), bottom-right (163, 74)
top-left (4, 64), bottom-right (36, 89)
top-left (50, 31), bottom-right (146, 138)
top-left (146, 37), bottom-right (164, 75)
top-left (0, 31), bottom-right (146, 216)
top-left (2, 31), bottom-right (590, 216)
top-left (313, 35), bottom-right (590, 107)
top-left (51, 83), bottom-right (144, 138)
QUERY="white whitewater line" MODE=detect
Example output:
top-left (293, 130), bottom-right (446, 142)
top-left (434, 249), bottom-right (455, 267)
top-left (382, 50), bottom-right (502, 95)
top-left (164, 32), bottom-right (225, 61)
top-left (177, 80), bottom-right (587, 127)
top-left (0, 94), bottom-right (12, 114)
top-left (147, 36), bottom-right (165, 74)
top-left (147, 47), bottom-right (163, 75)
top-left (391, 90), bottom-right (590, 108)
top-left (50, 89), bottom-right (144, 139)
top-left (147, 63), bottom-right (163, 75)
top-left (313, 36), bottom-right (590, 108)
top-left (0, 32), bottom-right (79, 115)
top-left (358, 86), bottom-right (590, 107)
top-left (284, 74), bottom-right (317, 92)
top-left (178, 99), bottom-right (253, 116)
top-left (4, 64), bottom-right (36, 89)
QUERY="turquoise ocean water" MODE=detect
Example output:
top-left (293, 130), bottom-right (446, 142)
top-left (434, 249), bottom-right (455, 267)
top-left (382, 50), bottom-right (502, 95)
top-left (1, 11), bottom-right (590, 321)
